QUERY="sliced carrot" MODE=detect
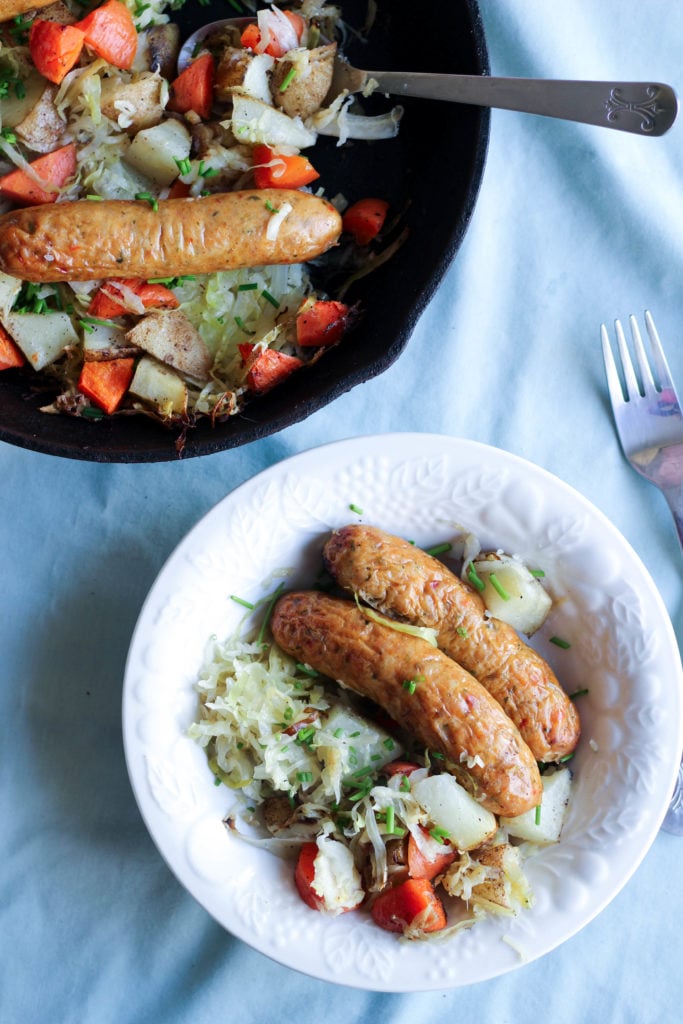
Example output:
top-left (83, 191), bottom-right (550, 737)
top-left (78, 356), bottom-right (135, 414)
top-left (88, 279), bottom-right (179, 318)
top-left (240, 344), bottom-right (303, 393)
top-left (407, 829), bottom-right (457, 881)
top-left (241, 10), bottom-right (305, 57)
top-left (167, 179), bottom-right (192, 199)
top-left (294, 842), bottom-right (322, 911)
top-left (0, 143), bottom-right (77, 206)
top-left (296, 299), bottom-right (350, 347)
top-left (370, 878), bottom-right (447, 935)
top-left (167, 52), bottom-right (215, 120)
top-left (0, 324), bottom-right (24, 370)
top-left (28, 20), bottom-right (85, 85)
top-left (342, 198), bottom-right (390, 246)
top-left (75, 0), bottom-right (138, 70)
top-left (252, 144), bottom-right (319, 190)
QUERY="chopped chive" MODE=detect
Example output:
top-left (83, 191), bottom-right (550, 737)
top-left (198, 161), bottom-right (219, 178)
top-left (530, 568), bottom-right (545, 578)
top-left (569, 688), bottom-right (589, 699)
top-left (257, 582), bottom-right (286, 645)
top-left (399, 775), bottom-right (411, 792)
top-left (80, 316), bottom-right (120, 329)
top-left (135, 191), bottom-right (158, 211)
top-left (297, 771), bottom-right (313, 783)
top-left (295, 663), bottom-right (319, 677)
top-left (213, 775), bottom-right (222, 786)
top-left (429, 750), bottom-right (444, 760)
top-left (559, 752), bottom-right (574, 762)
top-left (261, 288), bottom-right (279, 308)
top-left (237, 282), bottom-right (258, 291)
top-left (488, 573), bottom-right (510, 601)
top-left (230, 594), bottom-right (255, 609)
top-left (227, 0), bottom-right (243, 10)
top-left (402, 679), bottom-right (417, 694)
top-left (456, 626), bottom-right (468, 638)
top-left (351, 765), bottom-right (374, 779)
top-left (283, 707), bottom-right (294, 721)
top-left (467, 563), bottom-right (485, 592)
top-left (349, 503), bottom-right (363, 515)
top-left (174, 156), bottom-right (192, 175)
top-left (425, 542), bottom-right (452, 557)
top-left (234, 315), bottom-right (255, 334)
top-left (279, 66), bottom-right (297, 92)
top-left (535, 804), bottom-right (542, 826)
top-left (265, 199), bottom-right (278, 213)
top-left (385, 805), bottom-right (395, 833)
top-left (429, 827), bottom-right (451, 844)
top-left (332, 727), bottom-right (343, 738)
top-left (382, 738), bottom-right (395, 750)
top-left (550, 636), bottom-right (571, 649)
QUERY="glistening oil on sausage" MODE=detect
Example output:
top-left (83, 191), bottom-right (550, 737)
top-left (323, 524), bottom-right (581, 763)
top-left (0, 190), bottom-right (342, 282)
top-left (271, 590), bottom-right (543, 818)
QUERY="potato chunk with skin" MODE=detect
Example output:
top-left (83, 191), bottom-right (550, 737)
top-left (100, 73), bottom-right (167, 133)
top-left (14, 85), bottom-right (66, 154)
top-left (126, 310), bottom-right (212, 382)
top-left (272, 44), bottom-right (337, 120)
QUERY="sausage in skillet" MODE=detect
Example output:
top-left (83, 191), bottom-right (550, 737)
top-left (0, 190), bottom-right (342, 282)
top-left (270, 590), bottom-right (543, 818)
top-left (323, 524), bottom-right (580, 763)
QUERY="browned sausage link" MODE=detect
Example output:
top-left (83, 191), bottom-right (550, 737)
top-left (323, 524), bottom-right (580, 763)
top-left (271, 591), bottom-right (543, 818)
top-left (0, 0), bottom-right (55, 19)
top-left (0, 190), bottom-right (342, 282)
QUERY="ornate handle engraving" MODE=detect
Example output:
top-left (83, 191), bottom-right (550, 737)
top-left (605, 86), bottom-right (664, 133)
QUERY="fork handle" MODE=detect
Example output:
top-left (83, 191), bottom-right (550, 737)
top-left (368, 73), bottom-right (678, 136)
top-left (663, 491), bottom-right (683, 552)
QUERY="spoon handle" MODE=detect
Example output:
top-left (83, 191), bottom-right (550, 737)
top-left (367, 72), bottom-right (678, 136)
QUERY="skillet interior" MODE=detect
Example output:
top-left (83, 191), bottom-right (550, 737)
top-left (0, 0), bottom-right (489, 462)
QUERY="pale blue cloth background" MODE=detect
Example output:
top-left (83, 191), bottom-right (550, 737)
top-left (2, 1), bottom-right (683, 1020)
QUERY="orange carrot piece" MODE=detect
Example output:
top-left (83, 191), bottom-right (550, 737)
top-left (407, 830), bottom-right (457, 881)
top-left (167, 52), bottom-right (215, 120)
top-left (0, 325), bottom-right (24, 370)
top-left (75, 0), bottom-right (138, 70)
top-left (78, 357), bottom-right (135, 414)
top-left (28, 20), bottom-right (85, 85)
top-left (296, 299), bottom-right (350, 347)
top-left (252, 144), bottom-right (319, 190)
top-left (239, 22), bottom-right (261, 50)
top-left (240, 11), bottom-right (305, 57)
top-left (294, 843), bottom-right (322, 911)
top-left (239, 344), bottom-right (303, 393)
top-left (167, 179), bottom-right (192, 199)
top-left (0, 143), bottom-right (77, 206)
top-left (342, 198), bottom-right (390, 245)
top-left (370, 878), bottom-right (447, 935)
top-left (88, 279), bottom-right (179, 318)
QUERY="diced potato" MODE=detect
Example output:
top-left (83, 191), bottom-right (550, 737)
top-left (471, 552), bottom-right (552, 635)
top-left (0, 70), bottom-right (46, 128)
top-left (82, 322), bottom-right (131, 359)
top-left (229, 92), bottom-right (317, 149)
top-left (100, 73), bottom-right (167, 133)
top-left (125, 310), bottom-right (212, 381)
top-left (15, 85), bottom-right (66, 154)
top-left (315, 704), bottom-right (402, 784)
top-left (129, 356), bottom-right (188, 417)
top-left (125, 119), bottom-right (192, 186)
top-left (0, 273), bottom-right (22, 317)
top-left (500, 768), bottom-right (572, 844)
top-left (3, 312), bottom-right (78, 370)
top-left (272, 44), bottom-right (337, 120)
top-left (412, 774), bottom-right (498, 852)
top-left (469, 843), bottom-right (534, 912)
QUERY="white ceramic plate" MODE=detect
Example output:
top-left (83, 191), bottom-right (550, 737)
top-left (122, 433), bottom-right (683, 991)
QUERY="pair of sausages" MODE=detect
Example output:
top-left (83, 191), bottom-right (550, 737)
top-left (271, 524), bottom-right (581, 818)
top-left (0, 191), bottom-right (342, 282)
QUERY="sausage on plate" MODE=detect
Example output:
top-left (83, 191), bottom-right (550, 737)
top-left (0, 190), bottom-right (342, 282)
top-left (323, 524), bottom-right (580, 763)
top-left (0, 0), bottom-right (56, 19)
top-left (271, 590), bottom-right (543, 818)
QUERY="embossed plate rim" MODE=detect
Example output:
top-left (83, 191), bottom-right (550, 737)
top-left (122, 432), bottom-right (683, 990)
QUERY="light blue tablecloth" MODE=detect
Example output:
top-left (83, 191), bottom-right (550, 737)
top-left (3, 1), bottom-right (683, 1020)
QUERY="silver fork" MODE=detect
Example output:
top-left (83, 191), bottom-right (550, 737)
top-left (601, 311), bottom-right (683, 834)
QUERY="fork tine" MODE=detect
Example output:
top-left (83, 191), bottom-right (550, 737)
top-left (644, 310), bottom-right (682, 404)
top-left (629, 315), bottom-right (657, 398)
top-left (614, 317), bottom-right (641, 401)
top-left (601, 323), bottom-right (628, 409)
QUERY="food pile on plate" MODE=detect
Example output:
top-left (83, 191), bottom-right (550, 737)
top-left (0, 1), bottom-right (400, 435)
top-left (190, 524), bottom-right (582, 940)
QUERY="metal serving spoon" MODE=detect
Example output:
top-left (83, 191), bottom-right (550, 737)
top-left (178, 18), bottom-right (678, 137)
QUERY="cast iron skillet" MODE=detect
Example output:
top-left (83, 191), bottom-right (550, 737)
top-left (0, 0), bottom-right (489, 461)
